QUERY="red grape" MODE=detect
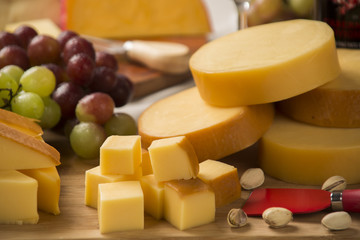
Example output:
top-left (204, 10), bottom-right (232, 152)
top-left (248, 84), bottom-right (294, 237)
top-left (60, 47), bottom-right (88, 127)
top-left (52, 81), bottom-right (85, 119)
top-left (13, 25), bottom-right (38, 49)
top-left (95, 51), bottom-right (118, 71)
top-left (88, 66), bottom-right (117, 93)
top-left (0, 45), bottom-right (30, 70)
top-left (66, 53), bottom-right (95, 87)
top-left (27, 35), bottom-right (60, 66)
top-left (57, 30), bottom-right (78, 50)
top-left (108, 73), bottom-right (134, 107)
top-left (0, 31), bottom-right (21, 50)
top-left (42, 63), bottom-right (69, 85)
top-left (62, 36), bottom-right (95, 64)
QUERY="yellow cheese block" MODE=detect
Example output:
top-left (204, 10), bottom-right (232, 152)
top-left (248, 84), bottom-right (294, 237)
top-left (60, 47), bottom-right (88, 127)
top-left (100, 135), bottom-right (141, 175)
top-left (148, 136), bottom-right (199, 182)
top-left (98, 181), bottom-right (144, 233)
top-left (164, 178), bottom-right (215, 230)
top-left (5, 18), bottom-right (62, 38)
top-left (138, 87), bottom-right (274, 162)
top-left (259, 114), bottom-right (360, 185)
top-left (140, 174), bottom-right (164, 220)
top-left (0, 122), bottom-right (60, 170)
top-left (85, 166), bottom-right (141, 209)
top-left (20, 167), bottom-right (60, 215)
top-left (0, 109), bottom-right (43, 139)
top-left (0, 170), bottom-right (39, 224)
top-left (189, 19), bottom-right (341, 107)
top-left (63, 0), bottom-right (211, 39)
top-left (276, 48), bottom-right (360, 128)
top-left (141, 148), bottom-right (153, 176)
top-left (198, 160), bottom-right (241, 207)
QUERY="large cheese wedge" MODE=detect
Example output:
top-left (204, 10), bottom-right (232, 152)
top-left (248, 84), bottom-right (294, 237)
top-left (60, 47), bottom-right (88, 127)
top-left (276, 48), bottom-right (360, 128)
top-left (0, 122), bottom-right (60, 170)
top-left (190, 19), bottom-right (341, 107)
top-left (0, 108), bottom-right (43, 139)
top-left (138, 87), bottom-right (274, 162)
top-left (259, 114), bottom-right (360, 185)
top-left (62, 0), bottom-right (211, 39)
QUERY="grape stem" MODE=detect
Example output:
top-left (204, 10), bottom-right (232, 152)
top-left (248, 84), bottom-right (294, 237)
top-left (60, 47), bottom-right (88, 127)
top-left (0, 84), bottom-right (22, 109)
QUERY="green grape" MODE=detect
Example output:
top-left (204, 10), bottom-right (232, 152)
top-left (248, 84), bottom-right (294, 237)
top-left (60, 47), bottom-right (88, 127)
top-left (69, 122), bottom-right (106, 159)
top-left (11, 91), bottom-right (44, 120)
top-left (39, 96), bottom-right (61, 129)
top-left (0, 72), bottom-right (19, 108)
top-left (19, 66), bottom-right (56, 97)
top-left (0, 65), bottom-right (24, 83)
top-left (104, 112), bottom-right (137, 136)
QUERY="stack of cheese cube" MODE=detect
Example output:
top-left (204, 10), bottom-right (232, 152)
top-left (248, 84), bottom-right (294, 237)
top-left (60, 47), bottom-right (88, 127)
top-left (85, 135), bottom-right (241, 233)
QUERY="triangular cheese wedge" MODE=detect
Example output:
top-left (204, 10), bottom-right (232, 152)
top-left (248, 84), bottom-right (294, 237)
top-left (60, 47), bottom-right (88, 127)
top-left (0, 122), bottom-right (60, 170)
top-left (0, 109), bottom-right (43, 139)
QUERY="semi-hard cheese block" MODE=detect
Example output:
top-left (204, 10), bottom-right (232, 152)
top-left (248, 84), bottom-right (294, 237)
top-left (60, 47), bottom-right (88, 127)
top-left (0, 170), bottom-right (38, 224)
top-left (140, 174), bottom-right (164, 220)
top-left (85, 166), bottom-right (141, 208)
top-left (62, 0), bottom-right (211, 38)
top-left (259, 114), bottom-right (360, 185)
top-left (139, 87), bottom-right (274, 162)
top-left (20, 167), bottom-right (60, 215)
top-left (100, 135), bottom-right (141, 175)
top-left (164, 178), bottom-right (215, 230)
top-left (148, 136), bottom-right (199, 182)
top-left (276, 48), bottom-right (360, 128)
top-left (98, 181), bottom-right (144, 233)
top-left (141, 148), bottom-right (153, 176)
top-left (189, 19), bottom-right (340, 107)
top-left (197, 160), bottom-right (241, 207)
top-left (0, 122), bottom-right (60, 170)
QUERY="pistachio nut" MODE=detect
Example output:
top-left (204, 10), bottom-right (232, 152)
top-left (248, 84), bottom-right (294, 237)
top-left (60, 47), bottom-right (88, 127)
top-left (321, 211), bottom-right (352, 231)
top-left (227, 208), bottom-right (248, 228)
top-left (240, 168), bottom-right (265, 190)
top-left (262, 207), bottom-right (293, 228)
top-left (321, 176), bottom-right (347, 192)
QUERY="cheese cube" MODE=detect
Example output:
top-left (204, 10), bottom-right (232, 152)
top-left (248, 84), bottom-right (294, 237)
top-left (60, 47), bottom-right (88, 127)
top-left (20, 167), bottom-right (61, 215)
top-left (98, 181), bottom-right (144, 233)
top-left (0, 170), bottom-right (39, 224)
top-left (100, 135), bottom-right (141, 175)
top-left (140, 174), bottom-right (164, 220)
top-left (141, 148), bottom-right (153, 176)
top-left (85, 166), bottom-right (141, 208)
top-left (148, 136), bottom-right (199, 182)
top-left (164, 179), bottom-right (215, 230)
top-left (198, 160), bottom-right (241, 207)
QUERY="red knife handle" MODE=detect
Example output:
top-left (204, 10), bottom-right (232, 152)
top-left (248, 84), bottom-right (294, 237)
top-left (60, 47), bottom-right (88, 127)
top-left (342, 189), bottom-right (360, 212)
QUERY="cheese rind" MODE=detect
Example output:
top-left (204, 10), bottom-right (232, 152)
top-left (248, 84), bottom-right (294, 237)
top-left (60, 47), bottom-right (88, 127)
top-left (100, 135), bottom-right (141, 175)
top-left (276, 48), bottom-right (360, 128)
top-left (20, 167), bottom-right (60, 215)
top-left (0, 170), bottom-right (39, 224)
top-left (259, 114), bottom-right (360, 185)
top-left (63, 0), bottom-right (211, 38)
top-left (139, 87), bottom-right (274, 162)
top-left (198, 160), bottom-right (241, 207)
top-left (98, 181), bottom-right (144, 233)
top-left (190, 19), bottom-right (340, 107)
top-left (164, 179), bottom-right (215, 230)
top-left (140, 174), bottom-right (164, 220)
top-left (148, 136), bottom-right (199, 182)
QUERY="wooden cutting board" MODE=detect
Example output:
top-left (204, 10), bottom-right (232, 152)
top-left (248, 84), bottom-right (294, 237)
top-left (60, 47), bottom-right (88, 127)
top-left (0, 132), bottom-right (359, 239)
top-left (115, 36), bottom-right (206, 99)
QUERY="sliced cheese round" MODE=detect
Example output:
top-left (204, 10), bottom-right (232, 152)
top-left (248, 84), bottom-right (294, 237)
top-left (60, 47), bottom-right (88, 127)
top-left (189, 19), bottom-right (341, 107)
top-left (259, 114), bottom-right (360, 185)
top-left (138, 87), bottom-right (274, 162)
top-left (276, 48), bottom-right (360, 128)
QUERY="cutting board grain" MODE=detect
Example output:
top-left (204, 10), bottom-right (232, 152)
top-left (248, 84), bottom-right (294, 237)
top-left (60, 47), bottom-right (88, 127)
top-left (0, 133), bottom-right (359, 239)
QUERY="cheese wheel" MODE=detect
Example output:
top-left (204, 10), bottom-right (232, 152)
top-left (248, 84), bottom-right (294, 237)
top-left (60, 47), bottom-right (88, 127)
top-left (138, 87), bottom-right (274, 162)
top-left (259, 114), bottom-right (360, 185)
top-left (276, 48), bottom-right (360, 128)
top-left (189, 19), bottom-right (341, 107)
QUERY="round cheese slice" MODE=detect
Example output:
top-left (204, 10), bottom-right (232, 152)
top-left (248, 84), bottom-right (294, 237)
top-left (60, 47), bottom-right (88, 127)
top-left (259, 114), bottom-right (360, 185)
top-left (189, 19), bottom-right (341, 107)
top-left (138, 87), bottom-right (274, 162)
top-left (276, 48), bottom-right (360, 128)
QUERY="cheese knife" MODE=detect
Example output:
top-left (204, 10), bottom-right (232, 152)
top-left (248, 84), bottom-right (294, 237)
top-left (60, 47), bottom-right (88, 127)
top-left (83, 35), bottom-right (191, 74)
top-left (242, 188), bottom-right (360, 216)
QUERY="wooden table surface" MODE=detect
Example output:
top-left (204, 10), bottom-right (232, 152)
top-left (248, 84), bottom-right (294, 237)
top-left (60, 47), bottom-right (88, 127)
top-left (1, 132), bottom-right (359, 240)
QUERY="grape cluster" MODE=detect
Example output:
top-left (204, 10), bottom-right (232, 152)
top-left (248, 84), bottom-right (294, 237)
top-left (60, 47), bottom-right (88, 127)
top-left (0, 25), bottom-right (137, 159)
